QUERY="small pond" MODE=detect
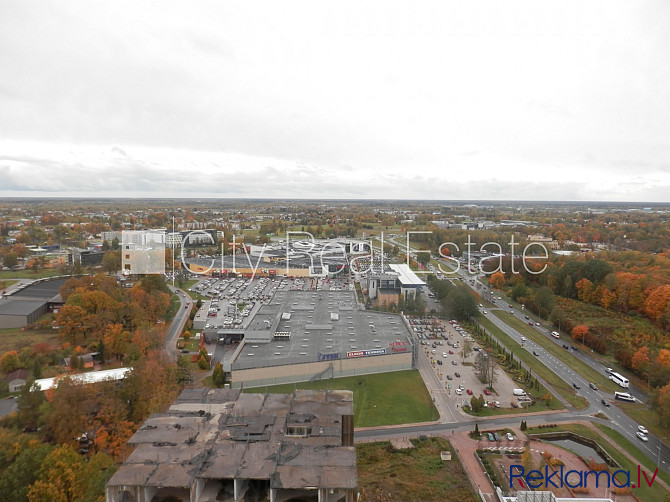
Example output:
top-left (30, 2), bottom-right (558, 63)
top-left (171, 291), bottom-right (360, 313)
top-left (542, 438), bottom-right (607, 464)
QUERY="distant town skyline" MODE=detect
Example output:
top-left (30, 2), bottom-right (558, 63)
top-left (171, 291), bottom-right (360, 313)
top-left (1, 1), bottom-right (669, 202)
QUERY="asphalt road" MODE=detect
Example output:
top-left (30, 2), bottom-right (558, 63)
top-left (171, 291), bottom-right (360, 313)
top-left (385, 237), bottom-right (670, 471)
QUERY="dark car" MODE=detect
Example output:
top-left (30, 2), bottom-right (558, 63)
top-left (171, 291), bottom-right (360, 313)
top-left (533, 350), bottom-right (539, 356)
top-left (446, 374), bottom-right (453, 380)
top-left (589, 382), bottom-right (598, 390)
top-left (454, 372), bottom-right (461, 378)
top-left (601, 399), bottom-right (611, 407)
top-left (437, 359), bottom-right (443, 365)
top-left (562, 344), bottom-right (569, 349)
top-left (573, 382), bottom-right (581, 389)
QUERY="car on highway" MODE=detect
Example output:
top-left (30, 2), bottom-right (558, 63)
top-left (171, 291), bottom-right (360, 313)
top-left (637, 432), bottom-right (649, 442)
top-left (589, 383), bottom-right (598, 390)
top-left (601, 399), bottom-right (610, 407)
top-left (638, 425), bottom-right (649, 434)
top-left (573, 383), bottom-right (581, 389)
top-left (562, 344), bottom-right (569, 349)
top-left (528, 321), bottom-right (533, 325)
top-left (533, 350), bottom-right (539, 356)
top-left (535, 322), bottom-right (540, 326)
top-left (520, 337), bottom-right (526, 342)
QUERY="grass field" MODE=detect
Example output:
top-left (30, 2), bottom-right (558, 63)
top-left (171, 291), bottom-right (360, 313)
top-left (0, 269), bottom-right (63, 279)
top-left (0, 279), bottom-right (18, 290)
top-left (357, 437), bottom-right (477, 502)
top-left (493, 310), bottom-right (618, 393)
top-left (0, 326), bottom-right (60, 353)
top-left (165, 293), bottom-right (182, 321)
top-left (527, 422), bottom-right (669, 502)
top-left (477, 316), bottom-right (588, 410)
top-left (244, 370), bottom-right (437, 427)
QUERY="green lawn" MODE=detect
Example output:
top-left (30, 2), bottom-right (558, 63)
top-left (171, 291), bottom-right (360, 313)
top-left (0, 269), bottom-right (62, 279)
top-left (493, 311), bottom-right (618, 392)
top-left (357, 437), bottom-right (478, 502)
top-left (477, 316), bottom-right (588, 410)
top-left (0, 279), bottom-right (18, 290)
top-left (244, 370), bottom-right (438, 427)
top-left (526, 422), bottom-right (669, 502)
top-left (165, 294), bottom-right (181, 321)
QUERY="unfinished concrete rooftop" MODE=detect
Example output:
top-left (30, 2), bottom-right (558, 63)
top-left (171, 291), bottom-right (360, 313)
top-left (106, 388), bottom-right (357, 502)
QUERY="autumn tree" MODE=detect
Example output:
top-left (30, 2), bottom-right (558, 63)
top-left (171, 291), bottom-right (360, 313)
top-left (55, 305), bottom-right (88, 346)
top-left (631, 346), bottom-right (650, 374)
top-left (26, 445), bottom-right (115, 502)
top-left (489, 271), bottom-right (505, 289)
top-left (41, 377), bottom-right (95, 444)
top-left (645, 285), bottom-right (670, 325)
top-left (0, 443), bottom-right (53, 502)
top-left (212, 362), bottom-right (225, 387)
top-left (571, 325), bottom-right (589, 344)
top-left (0, 350), bottom-right (20, 374)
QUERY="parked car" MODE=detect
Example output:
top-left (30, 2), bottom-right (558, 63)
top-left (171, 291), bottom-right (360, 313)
top-left (454, 372), bottom-right (461, 378)
top-left (483, 389), bottom-right (491, 395)
top-left (446, 374), bottom-right (452, 380)
top-left (506, 432), bottom-right (514, 441)
top-left (451, 360), bottom-right (458, 365)
top-left (455, 389), bottom-right (463, 395)
top-left (437, 359), bottom-right (443, 365)
top-left (466, 389), bottom-right (473, 395)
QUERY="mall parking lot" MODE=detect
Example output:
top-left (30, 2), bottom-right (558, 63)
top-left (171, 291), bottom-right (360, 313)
top-left (419, 320), bottom-right (525, 409)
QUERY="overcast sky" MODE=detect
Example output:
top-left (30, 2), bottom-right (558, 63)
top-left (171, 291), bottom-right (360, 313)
top-left (1, 1), bottom-right (669, 202)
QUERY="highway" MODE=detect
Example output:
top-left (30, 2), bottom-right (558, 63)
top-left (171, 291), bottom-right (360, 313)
top-left (380, 234), bottom-right (670, 472)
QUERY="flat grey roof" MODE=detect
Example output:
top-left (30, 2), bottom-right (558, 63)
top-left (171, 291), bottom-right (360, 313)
top-left (233, 289), bottom-right (411, 370)
top-left (12, 278), bottom-right (66, 300)
top-left (0, 298), bottom-right (46, 316)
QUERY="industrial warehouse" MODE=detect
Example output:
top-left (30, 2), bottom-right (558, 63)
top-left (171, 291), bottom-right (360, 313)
top-left (105, 388), bottom-right (357, 502)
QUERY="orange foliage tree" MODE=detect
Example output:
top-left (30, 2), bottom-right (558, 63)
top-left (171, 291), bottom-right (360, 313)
top-left (571, 325), bottom-right (589, 343)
